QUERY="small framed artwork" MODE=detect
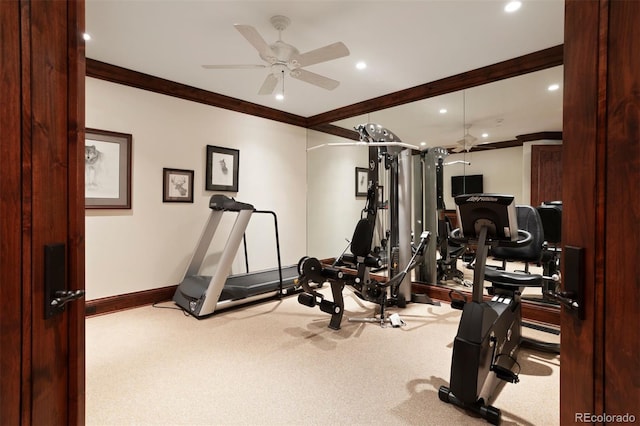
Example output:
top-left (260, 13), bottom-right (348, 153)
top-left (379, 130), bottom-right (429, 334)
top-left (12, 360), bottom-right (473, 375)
top-left (163, 168), bottom-right (194, 203)
top-left (85, 128), bottom-right (132, 209)
top-left (355, 167), bottom-right (369, 197)
top-left (206, 145), bottom-right (239, 192)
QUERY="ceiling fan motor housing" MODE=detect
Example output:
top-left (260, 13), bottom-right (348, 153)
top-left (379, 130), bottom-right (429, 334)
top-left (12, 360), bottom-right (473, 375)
top-left (260, 40), bottom-right (300, 69)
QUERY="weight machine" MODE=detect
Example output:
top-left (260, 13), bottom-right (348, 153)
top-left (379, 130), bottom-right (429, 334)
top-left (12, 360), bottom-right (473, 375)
top-left (297, 123), bottom-right (435, 329)
top-left (413, 148), bottom-right (468, 286)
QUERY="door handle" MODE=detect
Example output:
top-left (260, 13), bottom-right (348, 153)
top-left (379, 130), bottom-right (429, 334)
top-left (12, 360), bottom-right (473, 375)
top-left (546, 245), bottom-right (584, 319)
top-left (44, 243), bottom-right (85, 319)
top-left (50, 290), bottom-right (85, 309)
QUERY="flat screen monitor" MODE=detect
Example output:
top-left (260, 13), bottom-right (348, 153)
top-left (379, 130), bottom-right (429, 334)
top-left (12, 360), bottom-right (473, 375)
top-left (451, 174), bottom-right (483, 197)
top-left (454, 194), bottom-right (518, 242)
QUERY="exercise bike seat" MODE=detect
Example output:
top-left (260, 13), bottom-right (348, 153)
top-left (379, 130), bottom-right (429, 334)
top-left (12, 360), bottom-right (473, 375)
top-left (484, 267), bottom-right (543, 288)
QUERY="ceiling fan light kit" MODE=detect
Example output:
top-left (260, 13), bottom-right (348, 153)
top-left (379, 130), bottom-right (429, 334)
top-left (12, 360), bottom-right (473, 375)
top-left (203, 15), bottom-right (350, 96)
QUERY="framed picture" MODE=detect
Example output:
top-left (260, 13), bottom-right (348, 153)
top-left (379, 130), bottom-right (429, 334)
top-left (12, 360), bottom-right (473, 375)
top-left (85, 128), bottom-right (132, 209)
top-left (206, 145), bottom-right (239, 192)
top-left (163, 168), bottom-right (194, 203)
top-left (355, 167), bottom-right (368, 197)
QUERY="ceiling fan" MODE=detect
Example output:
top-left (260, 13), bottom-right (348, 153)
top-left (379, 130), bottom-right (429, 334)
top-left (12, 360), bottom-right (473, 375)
top-left (453, 124), bottom-right (479, 152)
top-left (202, 15), bottom-right (350, 95)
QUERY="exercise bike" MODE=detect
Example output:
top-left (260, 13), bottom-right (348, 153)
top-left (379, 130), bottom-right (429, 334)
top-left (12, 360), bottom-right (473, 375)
top-left (438, 194), bottom-right (536, 425)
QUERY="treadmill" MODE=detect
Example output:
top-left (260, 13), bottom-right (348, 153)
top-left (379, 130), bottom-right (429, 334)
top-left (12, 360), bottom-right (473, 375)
top-left (173, 194), bottom-right (299, 318)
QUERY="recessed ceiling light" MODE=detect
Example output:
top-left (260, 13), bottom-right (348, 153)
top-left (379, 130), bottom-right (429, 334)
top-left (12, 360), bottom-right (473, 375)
top-left (420, 142), bottom-right (427, 146)
top-left (439, 108), bottom-right (447, 114)
top-left (83, 32), bottom-right (92, 41)
top-left (275, 93), bottom-right (284, 101)
top-left (356, 61), bottom-right (367, 70)
top-left (482, 133), bottom-right (489, 138)
top-left (504, 1), bottom-right (522, 13)
top-left (548, 83), bottom-right (560, 91)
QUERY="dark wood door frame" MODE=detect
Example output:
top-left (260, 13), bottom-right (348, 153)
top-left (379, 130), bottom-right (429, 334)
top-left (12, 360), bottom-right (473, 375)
top-left (0, 0), bottom-right (86, 424)
top-left (0, 2), bottom-right (23, 422)
top-left (561, 0), bottom-right (640, 422)
top-left (2, 1), bottom-right (638, 424)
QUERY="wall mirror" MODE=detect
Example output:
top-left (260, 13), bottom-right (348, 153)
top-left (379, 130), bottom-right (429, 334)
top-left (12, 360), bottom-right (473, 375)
top-left (307, 63), bottom-right (564, 312)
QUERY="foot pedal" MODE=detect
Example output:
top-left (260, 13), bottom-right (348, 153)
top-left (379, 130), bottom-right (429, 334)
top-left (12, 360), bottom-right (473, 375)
top-left (319, 299), bottom-right (340, 315)
top-left (298, 293), bottom-right (316, 307)
top-left (491, 364), bottom-right (520, 383)
top-left (448, 289), bottom-right (467, 310)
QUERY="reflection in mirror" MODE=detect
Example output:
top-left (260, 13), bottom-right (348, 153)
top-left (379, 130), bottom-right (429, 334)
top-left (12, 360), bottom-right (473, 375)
top-left (308, 65), bottom-right (563, 309)
top-left (331, 66), bottom-right (563, 149)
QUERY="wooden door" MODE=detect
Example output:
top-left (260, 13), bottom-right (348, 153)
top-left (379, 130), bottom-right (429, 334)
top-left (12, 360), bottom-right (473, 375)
top-left (562, 0), bottom-right (640, 423)
top-left (531, 144), bottom-right (563, 207)
top-left (602, 0), bottom-right (640, 416)
top-left (0, 0), bottom-right (86, 424)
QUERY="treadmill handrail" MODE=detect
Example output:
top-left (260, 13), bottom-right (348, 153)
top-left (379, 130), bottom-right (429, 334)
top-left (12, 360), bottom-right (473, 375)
top-left (253, 210), bottom-right (284, 295)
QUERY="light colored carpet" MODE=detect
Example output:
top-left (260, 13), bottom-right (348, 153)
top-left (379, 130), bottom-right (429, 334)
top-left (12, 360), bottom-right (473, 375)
top-left (86, 287), bottom-right (559, 426)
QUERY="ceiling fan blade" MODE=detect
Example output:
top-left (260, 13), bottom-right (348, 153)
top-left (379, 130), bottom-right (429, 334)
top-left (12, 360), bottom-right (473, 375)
top-left (234, 24), bottom-right (276, 61)
top-left (290, 69), bottom-right (339, 90)
top-left (292, 42), bottom-right (350, 68)
top-left (258, 73), bottom-right (278, 95)
top-left (202, 64), bottom-right (267, 69)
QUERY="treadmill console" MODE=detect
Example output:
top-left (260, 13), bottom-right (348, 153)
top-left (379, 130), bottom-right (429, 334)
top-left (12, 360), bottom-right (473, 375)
top-left (209, 194), bottom-right (254, 211)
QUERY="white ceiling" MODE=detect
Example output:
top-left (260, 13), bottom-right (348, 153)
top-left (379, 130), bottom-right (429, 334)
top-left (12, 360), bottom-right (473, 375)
top-left (85, 0), bottom-right (565, 147)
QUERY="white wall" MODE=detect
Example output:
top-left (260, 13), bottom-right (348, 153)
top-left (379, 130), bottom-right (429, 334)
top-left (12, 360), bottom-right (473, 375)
top-left (305, 130), bottom-right (369, 259)
top-left (443, 146), bottom-right (525, 208)
top-left (85, 78), bottom-right (307, 300)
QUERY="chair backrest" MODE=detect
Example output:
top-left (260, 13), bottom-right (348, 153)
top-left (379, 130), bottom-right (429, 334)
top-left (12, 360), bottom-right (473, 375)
top-left (491, 205), bottom-right (545, 263)
top-left (536, 202), bottom-right (562, 244)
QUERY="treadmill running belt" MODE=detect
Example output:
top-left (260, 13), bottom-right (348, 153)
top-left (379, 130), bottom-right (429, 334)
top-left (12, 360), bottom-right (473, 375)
top-left (221, 265), bottom-right (298, 300)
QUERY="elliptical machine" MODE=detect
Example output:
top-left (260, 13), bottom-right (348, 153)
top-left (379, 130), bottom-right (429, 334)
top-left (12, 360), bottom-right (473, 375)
top-left (438, 194), bottom-right (533, 425)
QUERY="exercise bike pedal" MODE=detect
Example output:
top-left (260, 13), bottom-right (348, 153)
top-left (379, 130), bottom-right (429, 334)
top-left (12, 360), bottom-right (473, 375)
top-left (491, 364), bottom-right (520, 384)
top-left (450, 299), bottom-right (466, 310)
top-left (448, 289), bottom-right (467, 310)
